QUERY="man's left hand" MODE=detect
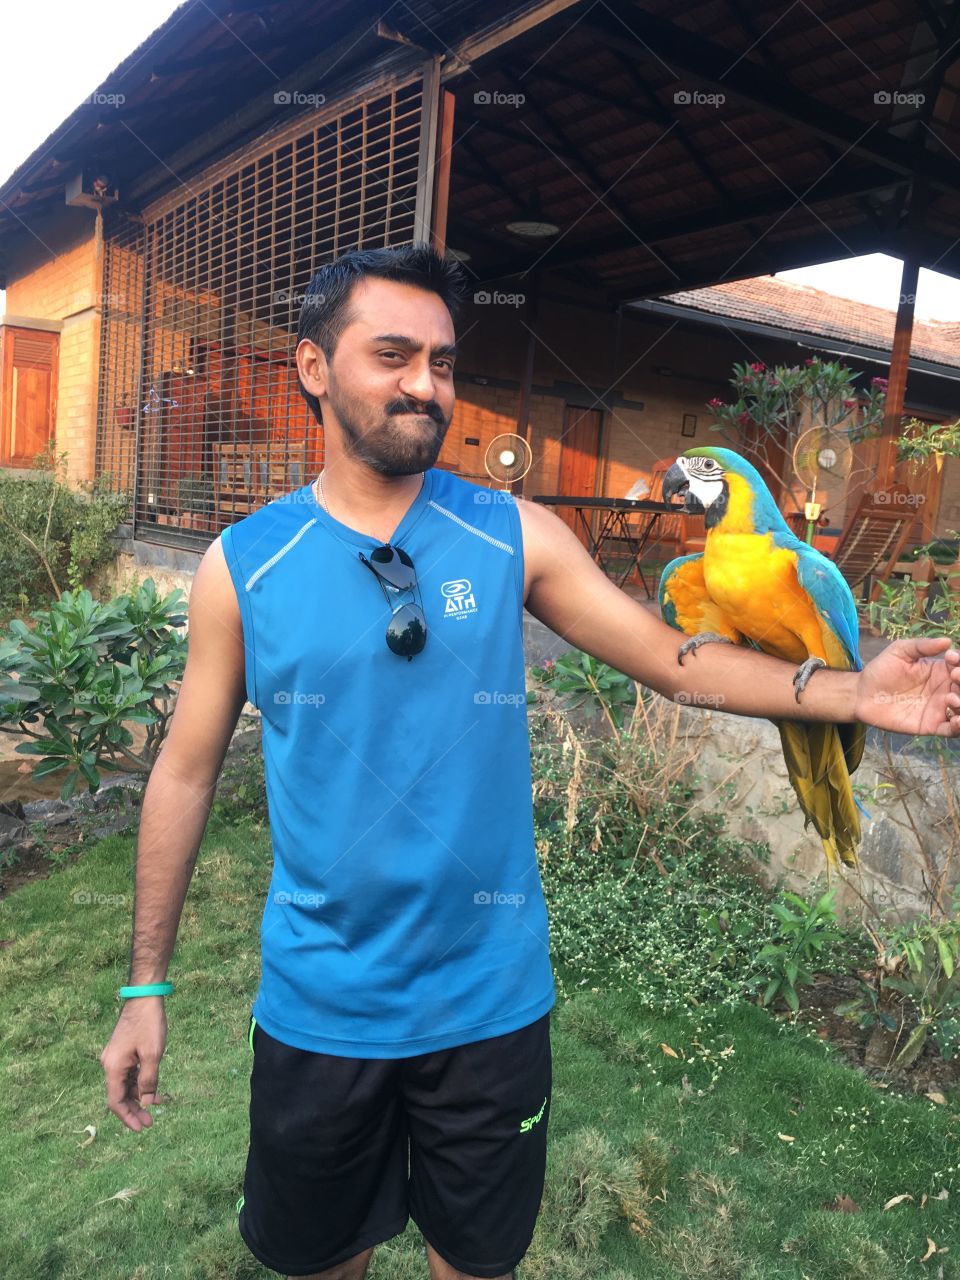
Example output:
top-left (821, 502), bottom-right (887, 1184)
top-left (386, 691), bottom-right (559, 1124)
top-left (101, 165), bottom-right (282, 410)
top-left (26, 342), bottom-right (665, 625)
top-left (855, 636), bottom-right (960, 736)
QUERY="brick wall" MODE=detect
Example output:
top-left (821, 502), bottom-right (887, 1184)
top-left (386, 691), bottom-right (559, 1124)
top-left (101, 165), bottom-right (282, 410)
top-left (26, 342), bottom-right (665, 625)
top-left (5, 235), bottom-right (102, 486)
top-left (449, 294), bottom-right (960, 539)
top-left (3, 233), bottom-right (959, 542)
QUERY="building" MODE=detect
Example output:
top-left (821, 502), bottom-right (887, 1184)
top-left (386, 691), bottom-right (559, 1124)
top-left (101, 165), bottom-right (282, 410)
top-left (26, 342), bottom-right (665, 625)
top-left (1, 0), bottom-right (959, 562)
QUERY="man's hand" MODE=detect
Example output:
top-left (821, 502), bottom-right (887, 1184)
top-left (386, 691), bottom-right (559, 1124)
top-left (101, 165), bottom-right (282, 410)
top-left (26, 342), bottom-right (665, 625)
top-left (855, 636), bottom-right (960, 736)
top-left (99, 998), bottom-right (168, 1132)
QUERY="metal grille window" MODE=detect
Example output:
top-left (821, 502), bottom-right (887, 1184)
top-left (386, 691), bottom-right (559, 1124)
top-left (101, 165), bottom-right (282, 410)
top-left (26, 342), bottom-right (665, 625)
top-left (96, 75), bottom-right (426, 541)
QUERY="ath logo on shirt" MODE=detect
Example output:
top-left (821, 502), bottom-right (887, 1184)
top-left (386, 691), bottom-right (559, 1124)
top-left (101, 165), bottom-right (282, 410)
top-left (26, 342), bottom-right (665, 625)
top-left (441, 578), bottom-right (478, 619)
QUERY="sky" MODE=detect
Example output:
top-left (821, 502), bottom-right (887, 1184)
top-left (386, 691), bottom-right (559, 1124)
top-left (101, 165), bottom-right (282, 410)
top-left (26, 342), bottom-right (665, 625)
top-left (2, 1), bottom-right (959, 326)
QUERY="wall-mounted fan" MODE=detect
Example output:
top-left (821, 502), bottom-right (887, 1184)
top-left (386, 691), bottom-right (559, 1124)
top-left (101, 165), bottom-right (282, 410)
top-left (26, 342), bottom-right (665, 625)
top-left (484, 432), bottom-right (533, 488)
top-left (791, 426), bottom-right (854, 543)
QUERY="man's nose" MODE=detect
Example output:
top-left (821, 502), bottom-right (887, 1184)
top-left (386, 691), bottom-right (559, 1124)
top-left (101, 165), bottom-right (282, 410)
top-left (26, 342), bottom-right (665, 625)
top-left (398, 360), bottom-right (437, 403)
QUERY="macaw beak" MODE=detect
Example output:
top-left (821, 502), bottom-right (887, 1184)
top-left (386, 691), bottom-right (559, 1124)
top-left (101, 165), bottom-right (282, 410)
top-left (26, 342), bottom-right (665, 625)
top-left (661, 461), bottom-right (689, 505)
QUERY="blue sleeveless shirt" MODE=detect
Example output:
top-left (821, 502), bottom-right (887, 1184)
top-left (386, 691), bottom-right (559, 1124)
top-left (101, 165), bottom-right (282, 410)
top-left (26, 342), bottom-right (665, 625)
top-left (219, 467), bottom-right (556, 1056)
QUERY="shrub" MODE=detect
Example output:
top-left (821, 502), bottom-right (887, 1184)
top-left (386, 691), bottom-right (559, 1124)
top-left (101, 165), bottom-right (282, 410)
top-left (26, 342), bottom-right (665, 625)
top-left (0, 579), bottom-right (187, 800)
top-left (0, 448), bottom-right (129, 610)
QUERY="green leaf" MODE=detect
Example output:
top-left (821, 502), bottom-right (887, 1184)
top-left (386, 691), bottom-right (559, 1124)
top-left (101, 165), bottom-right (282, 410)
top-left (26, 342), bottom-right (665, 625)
top-left (936, 933), bottom-right (955, 980)
top-left (59, 769), bottom-right (80, 803)
top-left (30, 756), bottom-right (72, 779)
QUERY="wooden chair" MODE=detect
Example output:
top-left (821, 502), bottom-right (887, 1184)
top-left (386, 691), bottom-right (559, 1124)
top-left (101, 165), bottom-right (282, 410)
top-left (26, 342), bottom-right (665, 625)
top-left (828, 490), bottom-right (918, 601)
top-left (212, 443), bottom-right (307, 521)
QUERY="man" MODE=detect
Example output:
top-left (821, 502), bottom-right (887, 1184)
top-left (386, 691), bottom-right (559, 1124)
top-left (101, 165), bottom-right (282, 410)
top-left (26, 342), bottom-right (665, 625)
top-left (99, 244), bottom-right (960, 1280)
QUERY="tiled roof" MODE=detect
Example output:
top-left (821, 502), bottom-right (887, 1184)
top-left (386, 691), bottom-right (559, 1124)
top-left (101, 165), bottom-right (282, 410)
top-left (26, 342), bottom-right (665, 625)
top-left (659, 276), bottom-right (960, 370)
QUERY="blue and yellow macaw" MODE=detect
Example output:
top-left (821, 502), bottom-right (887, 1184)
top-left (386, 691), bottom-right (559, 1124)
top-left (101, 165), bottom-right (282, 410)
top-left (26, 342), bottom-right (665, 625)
top-left (658, 447), bottom-right (867, 878)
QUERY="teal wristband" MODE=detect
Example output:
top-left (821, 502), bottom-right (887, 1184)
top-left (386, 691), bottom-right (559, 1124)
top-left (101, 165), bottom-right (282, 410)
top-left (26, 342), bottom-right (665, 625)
top-left (119, 982), bottom-right (173, 998)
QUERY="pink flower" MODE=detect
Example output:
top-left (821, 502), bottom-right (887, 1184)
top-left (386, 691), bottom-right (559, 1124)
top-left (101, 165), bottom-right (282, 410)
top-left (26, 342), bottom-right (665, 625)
top-left (871, 376), bottom-right (889, 390)
top-left (736, 411), bottom-right (752, 427)
top-left (842, 399), bottom-right (858, 410)
top-left (707, 397), bottom-right (724, 409)
top-left (804, 358), bottom-right (817, 366)
top-left (750, 362), bottom-right (766, 373)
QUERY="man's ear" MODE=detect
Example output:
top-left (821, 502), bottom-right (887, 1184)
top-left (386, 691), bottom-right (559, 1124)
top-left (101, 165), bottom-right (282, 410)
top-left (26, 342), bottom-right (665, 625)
top-left (296, 338), bottom-right (329, 401)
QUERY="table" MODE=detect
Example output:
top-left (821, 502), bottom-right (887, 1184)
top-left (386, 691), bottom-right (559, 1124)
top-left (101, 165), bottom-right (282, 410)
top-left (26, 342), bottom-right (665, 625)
top-left (531, 495), bottom-right (676, 596)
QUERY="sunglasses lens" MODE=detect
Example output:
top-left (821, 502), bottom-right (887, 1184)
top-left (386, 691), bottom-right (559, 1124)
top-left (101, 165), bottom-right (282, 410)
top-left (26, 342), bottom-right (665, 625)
top-left (386, 604), bottom-right (427, 657)
top-left (370, 544), bottom-right (416, 591)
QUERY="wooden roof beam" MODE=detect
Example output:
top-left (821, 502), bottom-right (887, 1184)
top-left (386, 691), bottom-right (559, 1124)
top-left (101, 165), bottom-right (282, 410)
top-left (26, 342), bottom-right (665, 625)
top-left (582, 3), bottom-right (960, 197)
top-left (471, 166), bottom-right (909, 278)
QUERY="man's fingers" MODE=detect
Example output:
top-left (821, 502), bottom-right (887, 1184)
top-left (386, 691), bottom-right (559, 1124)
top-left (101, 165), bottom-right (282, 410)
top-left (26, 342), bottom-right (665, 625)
top-left (102, 1055), bottom-right (154, 1132)
top-left (898, 635), bottom-right (952, 658)
top-left (136, 1057), bottom-right (161, 1107)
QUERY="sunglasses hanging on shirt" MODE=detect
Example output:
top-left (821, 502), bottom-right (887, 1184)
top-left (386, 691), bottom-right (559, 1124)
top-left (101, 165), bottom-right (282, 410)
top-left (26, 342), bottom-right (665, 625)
top-left (358, 544), bottom-right (427, 660)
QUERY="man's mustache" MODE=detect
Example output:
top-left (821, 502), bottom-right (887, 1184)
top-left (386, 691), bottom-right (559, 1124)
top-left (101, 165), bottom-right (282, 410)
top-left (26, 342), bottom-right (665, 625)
top-left (387, 397), bottom-right (446, 425)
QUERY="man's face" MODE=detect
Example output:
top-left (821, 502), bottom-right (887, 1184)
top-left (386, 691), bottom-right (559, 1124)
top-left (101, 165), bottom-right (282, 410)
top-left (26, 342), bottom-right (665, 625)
top-left (298, 277), bottom-right (457, 477)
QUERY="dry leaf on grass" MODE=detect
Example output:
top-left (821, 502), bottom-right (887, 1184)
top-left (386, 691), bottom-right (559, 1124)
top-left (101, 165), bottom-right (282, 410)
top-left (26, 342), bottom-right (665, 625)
top-left (95, 1188), bottom-right (140, 1207)
top-left (823, 1194), bottom-right (860, 1213)
top-left (920, 1237), bottom-right (949, 1261)
top-left (883, 1193), bottom-right (914, 1210)
top-left (777, 1133), bottom-right (795, 1143)
top-left (659, 1043), bottom-right (679, 1059)
top-left (77, 1125), bottom-right (96, 1149)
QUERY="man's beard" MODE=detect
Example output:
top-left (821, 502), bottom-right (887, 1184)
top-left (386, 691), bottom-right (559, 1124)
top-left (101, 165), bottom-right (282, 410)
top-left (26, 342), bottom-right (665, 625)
top-left (326, 370), bottom-right (452, 477)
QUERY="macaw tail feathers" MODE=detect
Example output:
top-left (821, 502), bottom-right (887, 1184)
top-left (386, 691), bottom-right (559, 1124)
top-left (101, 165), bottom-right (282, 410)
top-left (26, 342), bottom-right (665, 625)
top-left (776, 720), bottom-right (865, 877)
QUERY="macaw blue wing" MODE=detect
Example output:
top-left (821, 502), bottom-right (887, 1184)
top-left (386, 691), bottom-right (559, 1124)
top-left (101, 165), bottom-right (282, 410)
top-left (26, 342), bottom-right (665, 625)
top-left (774, 533), bottom-right (868, 786)
top-left (772, 532), bottom-right (863, 673)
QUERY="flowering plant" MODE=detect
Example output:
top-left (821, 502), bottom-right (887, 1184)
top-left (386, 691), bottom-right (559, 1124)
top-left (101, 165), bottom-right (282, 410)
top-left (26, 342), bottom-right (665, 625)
top-left (706, 357), bottom-right (887, 453)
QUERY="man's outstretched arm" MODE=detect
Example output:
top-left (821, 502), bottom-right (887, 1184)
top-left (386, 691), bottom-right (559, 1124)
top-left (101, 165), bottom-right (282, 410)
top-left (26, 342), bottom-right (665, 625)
top-left (516, 497), bottom-right (960, 736)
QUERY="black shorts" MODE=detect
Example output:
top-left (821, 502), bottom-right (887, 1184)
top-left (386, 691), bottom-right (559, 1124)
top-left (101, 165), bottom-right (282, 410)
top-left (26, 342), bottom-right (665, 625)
top-left (237, 1011), bottom-right (552, 1278)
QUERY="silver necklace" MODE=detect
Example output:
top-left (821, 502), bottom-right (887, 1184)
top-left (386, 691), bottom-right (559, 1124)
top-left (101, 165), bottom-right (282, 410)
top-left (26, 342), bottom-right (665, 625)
top-left (315, 468), bottom-right (424, 526)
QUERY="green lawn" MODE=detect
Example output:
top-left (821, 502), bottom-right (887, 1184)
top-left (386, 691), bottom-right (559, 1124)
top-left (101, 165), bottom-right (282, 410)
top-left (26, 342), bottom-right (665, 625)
top-left (0, 822), bottom-right (957, 1279)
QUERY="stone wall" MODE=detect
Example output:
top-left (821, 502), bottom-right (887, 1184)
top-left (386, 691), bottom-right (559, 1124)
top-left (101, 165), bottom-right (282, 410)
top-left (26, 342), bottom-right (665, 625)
top-left (672, 703), bottom-right (956, 925)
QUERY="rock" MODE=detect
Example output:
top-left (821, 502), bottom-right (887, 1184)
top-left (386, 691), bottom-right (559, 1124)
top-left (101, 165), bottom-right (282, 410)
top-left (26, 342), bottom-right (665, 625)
top-left (22, 799), bottom-right (73, 822)
top-left (0, 813), bottom-right (28, 848)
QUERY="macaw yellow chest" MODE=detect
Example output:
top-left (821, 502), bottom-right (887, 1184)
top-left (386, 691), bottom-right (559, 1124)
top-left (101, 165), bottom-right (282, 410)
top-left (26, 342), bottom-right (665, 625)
top-left (702, 531), bottom-right (815, 662)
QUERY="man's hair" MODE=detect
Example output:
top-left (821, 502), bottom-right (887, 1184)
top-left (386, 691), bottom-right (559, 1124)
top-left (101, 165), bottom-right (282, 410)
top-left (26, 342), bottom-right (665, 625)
top-left (296, 243), bottom-right (470, 425)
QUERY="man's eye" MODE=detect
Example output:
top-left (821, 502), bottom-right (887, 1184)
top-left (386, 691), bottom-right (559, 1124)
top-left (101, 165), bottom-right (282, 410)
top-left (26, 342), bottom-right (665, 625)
top-left (433, 359), bottom-right (453, 371)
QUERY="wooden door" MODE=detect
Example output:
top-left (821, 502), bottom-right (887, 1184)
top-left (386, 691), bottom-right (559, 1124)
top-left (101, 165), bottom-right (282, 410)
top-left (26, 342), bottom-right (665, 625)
top-left (557, 406), bottom-right (602, 546)
top-left (0, 327), bottom-right (59, 466)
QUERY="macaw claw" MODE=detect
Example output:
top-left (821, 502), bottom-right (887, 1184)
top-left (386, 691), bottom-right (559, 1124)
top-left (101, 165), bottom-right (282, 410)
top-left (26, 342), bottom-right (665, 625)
top-left (677, 632), bottom-right (735, 665)
top-left (793, 656), bottom-right (827, 701)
